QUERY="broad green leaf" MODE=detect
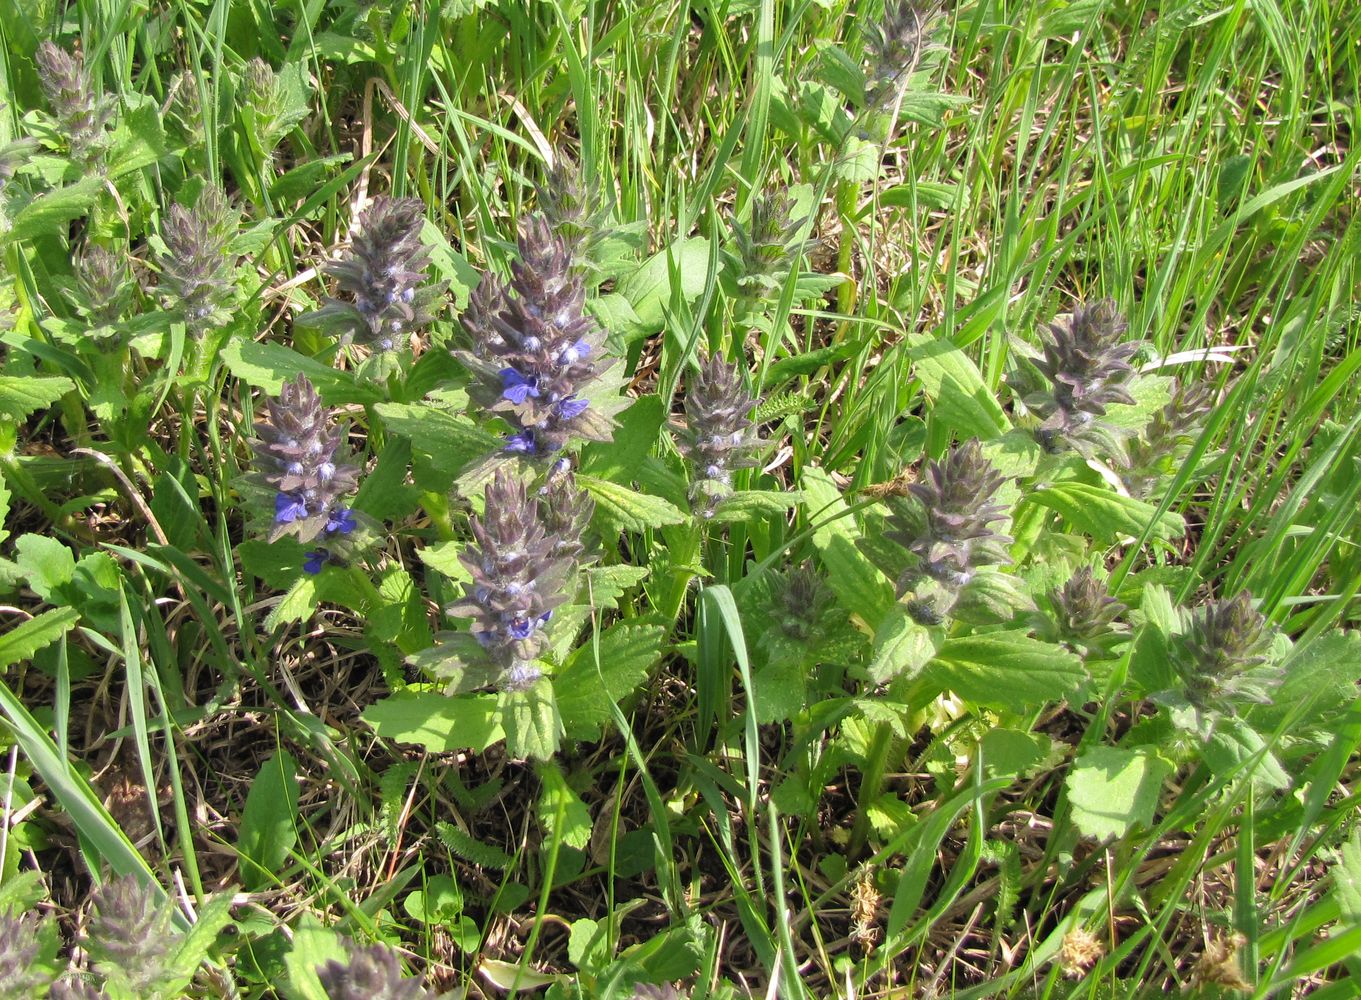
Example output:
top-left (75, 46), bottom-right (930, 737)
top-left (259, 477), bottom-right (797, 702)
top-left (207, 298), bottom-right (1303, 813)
top-left (361, 692), bottom-right (503, 753)
top-left (1, 177), bottom-right (103, 245)
top-left (907, 333), bottom-right (1009, 440)
top-left (107, 99), bottom-right (167, 179)
top-left (556, 620), bottom-right (665, 740)
top-left (1203, 718), bottom-right (1289, 791)
top-left (1248, 631), bottom-right (1361, 729)
top-left (579, 564), bottom-right (650, 611)
top-left (579, 395), bottom-right (664, 481)
top-left (615, 237), bottom-right (712, 338)
top-left (709, 490), bottom-right (802, 523)
top-left (867, 604), bottom-right (940, 684)
top-left (567, 917), bottom-right (609, 973)
top-left (537, 763), bottom-right (591, 849)
top-left (979, 728), bottom-right (1053, 779)
top-left (373, 402), bottom-right (501, 480)
top-left (0, 607), bottom-right (79, 671)
top-left (502, 680), bottom-right (562, 760)
top-left (417, 541), bottom-right (472, 583)
top-left (1066, 745), bottom-right (1173, 841)
top-left (221, 339), bottom-right (379, 404)
top-left (404, 874), bottom-right (463, 923)
top-left (1333, 830), bottom-right (1361, 925)
top-left (0, 375), bottom-right (75, 422)
top-left (13, 534), bottom-right (76, 604)
top-left (928, 631), bottom-right (1086, 709)
top-left (284, 914), bottom-right (347, 1000)
top-left (237, 750), bottom-right (300, 890)
top-left (1031, 483), bottom-right (1185, 543)
top-left (800, 465), bottom-right (895, 628)
top-left (264, 577), bottom-right (318, 630)
top-left (578, 474), bottom-right (687, 533)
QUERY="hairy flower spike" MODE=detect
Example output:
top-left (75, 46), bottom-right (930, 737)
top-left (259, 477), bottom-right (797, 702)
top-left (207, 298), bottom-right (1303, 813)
top-left (1123, 379), bottom-right (1215, 498)
top-left (537, 153), bottom-right (617, 266)
top-left (445, 468), bottom-right (577, 690)
top-left (315, 196), bottom-right (444, 352)
top-left (458, 214), bottom-right (618, 457)
top-left (317, 943), bottom-right (435, 1000)
top-left (677, 354), bottom-right (765, 517)
top-left (863, 2), bottom-right (939, 110)
top-left (1156, 591), bottom-right (1282, 740)
top-left (1026, 299), bottom-right (1141, 456)
top-left (84, 877), bottom-right (177, 996)
top-left (35, 42), bottom-right (115, 167)
top-left (159, 186), bottom-right (240, 335)
top-left (775, 560), bottom-right (832, 641)
top-left (0, 911), bottom-right (57, 999)
top-left (240, 58), bottom-right (307, 168)
top-left (71, 244), bottom-right (134, 329)
top-left (730, 190), bottom-right (810, 297)
top-left (252, 374), bottom-right (360, 543)
top-left (887, 439), bottom-right (1012, 620)
top-left (539, 470), bottom-right (596, 566)
top-left (1047, 567), bottom-right (1128, 656)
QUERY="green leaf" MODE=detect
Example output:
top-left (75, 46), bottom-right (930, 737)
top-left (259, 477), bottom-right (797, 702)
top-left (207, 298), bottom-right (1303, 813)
top-left (800, 465), bottom-right (895, 628)
top-left (1030, 483), bottom-right (1185, 543)
top-left (264, 576), bottom-right (317, 630)
top-left (0, 375), bottom-right (76, 422)
top-left (928, 631), bottom-right (1087, 709)
top-left (284, 914), bottom-right (347, 1000)
top-left (373, 402), bottom-right (501, 481)
top-left (907, 333), bottom-right (1009, 440)
top-left (709, 489), bottom-right (802, 524)
top-left (867, 604), bottom-right (941, 684)
top-left (1066, 745), bottom-right (1173, 841)
top-left (537, 763), bottom-right (591, 849)
top-left (979, 728), bottom-right (1052, 779)
top-left (2, 177), bottom-right (103, 245)
top-left (1332, 830), bottom-right (1361, 925)
top-left (167, 893), bottom-right (236, 989)
top-left (616, 237), bottom-right (712, 338)
top-left (404, 874), bottom-right (463, 923)
top-left (502, 681), bottom-right (562, 760)
top-left (361, 692), bottom-right (504, 753)
top-left (0, 607), bottom-right (79, 671)
top-left (556, 620), bottom-right (666, 740)
top-left (435, 822), bottom-right (513, 870)
top-left (221, 339), bottom-right (379, 404)
top-left (752, 655), bottom-right (807, 724)
top-left (567, 917), bottom-right (609, 973)
top-left (578, 474), bottom-right (688, 533)
top-left (579, 395), bottom-right (664, 481)
top-left (578, 564), bottom-right (649, 611)
top-left (107, 99), bottom-right (167, 179)
top-left (12, 534), bottom-right (76, 604)
top-left (237, 750), bottom-right (300, 891)
top-left (416, 541), bottom-right (472, 583)
top-left (1202, 717), bottom-right (1289, 791)
top-left (586, 292), bottom-right (646, 342)
top-left (1248, 631), bottom-right (1361, 729)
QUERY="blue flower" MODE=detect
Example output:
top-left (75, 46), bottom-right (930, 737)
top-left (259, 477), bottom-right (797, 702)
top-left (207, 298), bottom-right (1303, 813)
top-left (326, 507), bottom-right (356, 535)
top-left (303, 548), bottom-right (328, 574)
top-left (558, 339), bottom-right (591, 365)
top-left (275, 491), bottom-right (308, 524)
top-left (504, 430), bottom-right (538, 454)
top-left (499, 368), bottom-right (540, 405)
top-left (556, 396), bottom-right (590, 420)
top-left (507, 616), bottom-right (535, 641)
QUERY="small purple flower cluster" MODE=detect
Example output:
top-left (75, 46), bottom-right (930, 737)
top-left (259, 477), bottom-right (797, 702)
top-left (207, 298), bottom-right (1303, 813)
top-left (886, 439), bottom-right (1013, 622)
top-left (458, 216), bottom-right (617, 457)
top-left (251, 374), bottom-right (359, 570)
top-left (35, 41), bottom-right (115, 168)
top-left (312, 196), bottom-right (445, 351)
top-left (676, 354), bottom-right (766, 517)
top-left (158, 185), bottom-right (240, 335)
top-left (443, 467), bottom-right (592, 691)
